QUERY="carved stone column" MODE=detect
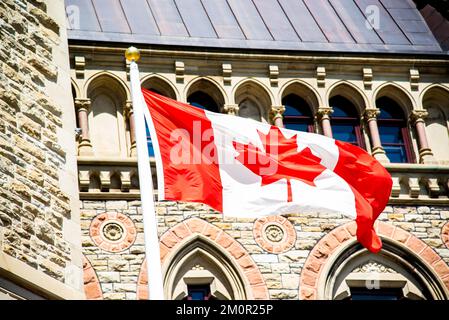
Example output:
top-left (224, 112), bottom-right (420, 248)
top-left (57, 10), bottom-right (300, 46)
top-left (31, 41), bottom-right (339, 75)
top-left (124, 100), bottom-right (137, 157)
top-left (223, 104), bottom-right (239, 116)
top-left (364, 108), bottom-right (389, 163)
top-left (75, 98), bottom-right (93, 155)
top-left (410, 110), bottom-right (436, 164)
top-left (316, 107), bottom-right (333, 138)
top-left (271, 105), bottom-right (285, 128)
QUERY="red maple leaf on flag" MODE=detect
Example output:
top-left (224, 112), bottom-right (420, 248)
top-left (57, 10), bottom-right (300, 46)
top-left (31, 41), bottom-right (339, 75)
top-left (233, 126), bottom-right (326, 202)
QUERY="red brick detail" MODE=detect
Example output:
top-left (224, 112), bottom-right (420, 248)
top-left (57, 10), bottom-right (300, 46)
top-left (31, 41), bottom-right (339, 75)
top-left (89, 212), bottom-right (136, 253)
top-left (442, 222), bottom-right (449, 249)
top-left (253, 216), bottom-right (296, 254)
top-left (83, 256), bottom-right (103, 300)
top-left (299, 221), bottom-right (449, 299)
top-left (137, 217), bottom-right (269, 300)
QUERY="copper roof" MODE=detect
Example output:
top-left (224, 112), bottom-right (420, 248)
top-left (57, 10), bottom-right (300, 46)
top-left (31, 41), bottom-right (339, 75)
top-left (65, 0), bottom-right (444, 54)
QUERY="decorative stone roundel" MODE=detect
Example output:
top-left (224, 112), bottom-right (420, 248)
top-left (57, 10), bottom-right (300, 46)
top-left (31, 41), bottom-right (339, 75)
top-left (442, 222), bottom-right (449, 249)
top-left (90, 212), bottom-right (136, 253)
top-left (253, 216), bottom-right (296, 253)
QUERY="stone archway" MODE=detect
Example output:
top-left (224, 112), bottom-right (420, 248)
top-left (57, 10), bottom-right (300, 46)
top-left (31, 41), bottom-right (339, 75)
top-left (83, 256), bottom-right (103, 300)
top-left (299, 221), bottom-right (449, 300)
top-left (137, 217), bottom-right (269, 300)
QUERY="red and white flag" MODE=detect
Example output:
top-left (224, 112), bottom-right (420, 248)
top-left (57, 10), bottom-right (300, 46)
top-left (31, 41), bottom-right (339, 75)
top-left (142, 89), bottom-right (392, 253)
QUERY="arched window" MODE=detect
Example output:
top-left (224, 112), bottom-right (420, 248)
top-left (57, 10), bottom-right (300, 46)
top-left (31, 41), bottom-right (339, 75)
top-left (330, 96), bottom-right (364, 148)
top-left (323, 240), bottom-right (447, 300)
top-left (164, 238), bottom-right (247, 300)
top-left (282, 94), bottom-right (314, 132)
top-left (376, 97), bottom-right (413, 163)
top-left (187, 91), bottom-right (219, 113)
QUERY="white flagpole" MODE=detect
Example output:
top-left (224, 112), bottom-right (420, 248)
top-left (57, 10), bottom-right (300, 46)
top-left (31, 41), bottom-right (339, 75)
top-left (126, 47), bottom-right (164, 300)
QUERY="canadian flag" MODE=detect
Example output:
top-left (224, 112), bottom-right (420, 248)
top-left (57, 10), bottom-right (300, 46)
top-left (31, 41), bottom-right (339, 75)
top-left (142, 89), bottom-right (392, 253)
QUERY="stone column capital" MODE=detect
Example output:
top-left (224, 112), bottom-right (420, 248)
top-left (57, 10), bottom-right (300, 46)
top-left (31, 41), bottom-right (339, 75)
top-left (316, 107), bottom-right (333, 119)
top-left (410, 110), bottom-right (428, 124)
top-left (74, 98), bottom-right (91, 112)
top-left (223, 104), bottom-right (239, 115)
top-left (364, 108), bottom-right (380, 121)
top-left (271, 105), bottom-right (286, 120)
top-left (124, 100), bottom-right (133, 118)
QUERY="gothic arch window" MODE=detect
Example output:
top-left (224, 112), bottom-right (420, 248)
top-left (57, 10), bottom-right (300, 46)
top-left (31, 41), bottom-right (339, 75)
top-left (186, 79), bottom-right (224, 113)
top-left (324, 241), bottom-right (446, 300)
top-left (142, 77), bottom-right (177, 99)
top-left (330, 96), bottom-right (365, 148)
top-left (87, 76), bottom-right (128, 158)
top-left (238, 97), bottom-right (262, 121)
top-left (282, 94), bottom-right (314, 132)
top-left (422, 87), bottom-right (449, 163)
top-left (376, 97), bottom-right (414, 163)
top-left (235, 81), bottom-right (271, 122)
top-left (164, 238), bottom-right (247, 300)
top-left (187, 91), bottom-right (219, 113)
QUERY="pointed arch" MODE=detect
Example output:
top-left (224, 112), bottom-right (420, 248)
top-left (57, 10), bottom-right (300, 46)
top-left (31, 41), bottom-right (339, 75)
top-left (85, 71), bottom-right (130, 101)
top-left (185, 77), bottom-right (227, 111)
top-left (83, 255), bottom-right (103, 300)
top-left (141, 74), bottom-right (178, 100)
top-left (421, 84), bottom-right (449, 162)
top-left (233, 79), bottom-right (273, 122)
top-left (71, 78), bottom-right (81, 99)
top-left (299, 221), bottom-right (449, 300)
top-left (327, 81), bottom-right (368, 115)
top-left (137, 218), bottom-right (269, 300)
top-left (279, 80), bottom-right (320, 113)
top-left (373, 82), bottom-right (416, 114)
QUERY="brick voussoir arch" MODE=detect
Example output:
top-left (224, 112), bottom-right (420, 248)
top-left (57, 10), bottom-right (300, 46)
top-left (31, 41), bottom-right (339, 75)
top-left (83, 255), bottom-right (103, 300)
top-left (137, 217), bottom-right (269, 300)
top-left (299, 221), bottom-right (449, 300)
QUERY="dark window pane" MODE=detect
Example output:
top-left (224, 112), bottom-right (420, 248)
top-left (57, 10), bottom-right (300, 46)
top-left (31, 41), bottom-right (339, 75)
top-left (284, 122), bottom-right (310, 132)
top-left (187, 284), bottom-right (211, 301)
top-left (379, 125), bottom-right (403, 144)
top-left (350, 287), bottom-right (403, 300)
top-left (329, 96), bottom-right (358, 117)
top-left (384, 145), bottom-right (407, 163)
top-left (282, 94), bottom-right (312, 117)
top-left (333, 124), bottom-right (357, 143)
top-left (145, 122), bottom-right (154, 156)
top-left (187, 91), bottom-right (219, 113)
top-left (377, 97), bottom-right (405, 119)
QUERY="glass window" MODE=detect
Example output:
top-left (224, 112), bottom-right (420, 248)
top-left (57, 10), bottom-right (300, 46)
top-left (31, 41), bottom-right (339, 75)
top-left (145, 122), bottom-right (154, 157)
top-left (282, 94), bottom-right (314, 132)
top-left (376, 97), bottom-right (413, 163)
top-left (330, 96), bottom-right (364, 148)
top-left (348, 288), bottom-right (405, 301)
top-left (187, 91), bottom-right (219, 113)
top-left (186, 284), bottom-right (214, 301)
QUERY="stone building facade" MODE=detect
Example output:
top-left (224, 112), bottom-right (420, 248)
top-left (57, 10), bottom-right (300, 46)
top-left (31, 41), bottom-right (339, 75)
top-left (72, 46), bottom-right (449, 300)
top-left (0, 0), bottom-right (84, 299)
top-left (1, 0), bottom-right (449, 300)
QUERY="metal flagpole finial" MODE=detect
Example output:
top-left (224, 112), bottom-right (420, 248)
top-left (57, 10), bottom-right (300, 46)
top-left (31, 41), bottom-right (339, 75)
top-left (125, 46), bottom-right (141, 62)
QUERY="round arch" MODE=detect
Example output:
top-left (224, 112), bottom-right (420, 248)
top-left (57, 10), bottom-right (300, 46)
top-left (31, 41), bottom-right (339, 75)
top-left (373, 83), bottom-right (416, 115)
top-left (299, 221), bottom-right (449, 300)
top-left (279, 80), bottom-right (320, 113)
top-left (327, 81), bottom-right (368, 115)
top-left (185, 77), bottom-right (227, 108)
top-left (137, 218), bottom-right (269, 300)
top-left (141, 74), bottom-right (178, 100)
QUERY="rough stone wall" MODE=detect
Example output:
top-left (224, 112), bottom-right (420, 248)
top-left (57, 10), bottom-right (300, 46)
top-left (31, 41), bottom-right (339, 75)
top-left (81, 199), bottom-right (449, 300)
top-left (0, 0), bottom-right (83, 298)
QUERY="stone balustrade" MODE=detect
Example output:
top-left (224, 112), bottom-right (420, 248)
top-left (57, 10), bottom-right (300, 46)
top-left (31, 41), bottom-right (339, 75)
top-left (78, 158), bottom-right (449, 204)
